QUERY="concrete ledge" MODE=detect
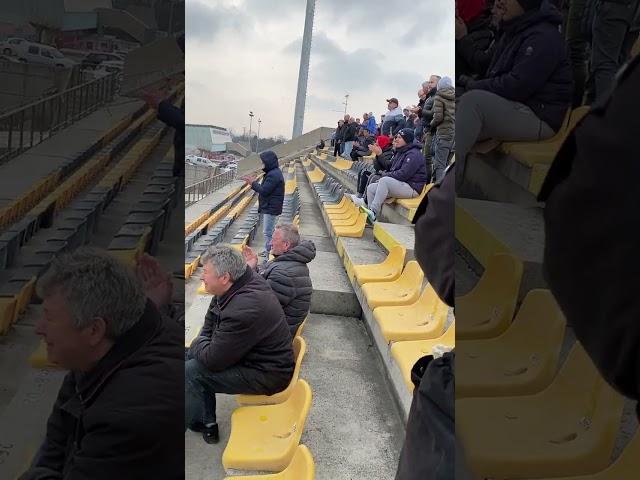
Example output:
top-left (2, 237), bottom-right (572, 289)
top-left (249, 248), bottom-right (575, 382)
top-left (372, 223), bottom-right (415, 263)
top-left (456, 198), bottom-right (546, 300)
top-left (308, 251), bottom-right (361, 318)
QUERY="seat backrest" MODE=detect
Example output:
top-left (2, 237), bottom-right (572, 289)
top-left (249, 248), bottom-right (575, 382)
top-left (287, 379), bottom-right (313, 426)
top-left (507, 289), bottom-right (566, 347)
top-left (568, 106), bottom-right (590, 130)
top-left (441, 321), bottom-right (455, 343)
top-left (383, 244), bottom-right (407, 270)
top-left (399, 260), bottom-right (424, 286)
top-left (284, 444), bottom-right (315, 479)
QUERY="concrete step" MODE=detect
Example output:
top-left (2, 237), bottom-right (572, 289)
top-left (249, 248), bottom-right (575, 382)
top-left (456, 197), bottom-right (546, 301)
top-left (459, 151), bottom-right (542, 205)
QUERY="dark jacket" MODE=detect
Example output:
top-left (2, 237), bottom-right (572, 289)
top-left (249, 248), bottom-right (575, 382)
top-left (431, 86), bottom-right (456, 140)
top-left (342, 122), bottom-right (358, 142)
top-left (385, 143), bottom-right (429, 194)
top-left (251, 151), bottom-right (285, 216)
top-left (467, 2), bottom-right (573, 132)
top-left (190, 266), bottom-right (294, 380)
top-left (157, 100), bottom-right (185, 177)
top-left (261, 240), bottom-right (316, 335)
top-left (421, 88), bottom-right (437, 133)
top-left (374, 145), bottom-right (394, 173)
top-left (456, 10), bottom-right (496, 80)
top-left (396, 165), bottom-right (456, 480)
top-left (540, 54), bottom-right (640, 415)
top-left (21, 301), bottom-right (184, 480)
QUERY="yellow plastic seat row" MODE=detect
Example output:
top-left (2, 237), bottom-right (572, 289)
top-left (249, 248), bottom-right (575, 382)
top-left (390, 321), bottom-right (455, 391)
top-left (395, 183), bottom-right (434, 221)
top-left (353, 245), bottom-right (406, 284)
top-left (224, 445), bottom-right (315, 480)
top-left (0, 297), bottom-right (17, 335)
top-left (222, 379), bottom-right (313, 472)
top-left (456, 289), bottom-right (566, 398)
top-left (375, 283), bottom-right (449, 342)
top-left (361, 260), bottom-right (424, 309)
top-left (332, 212), bottom-right (366, 238)
top-left (456, 253), bottom-right (523, 339)
top-left (457, 342), bottom-right (625, 480)
top-left (184, 255), bottom-right (201, 280)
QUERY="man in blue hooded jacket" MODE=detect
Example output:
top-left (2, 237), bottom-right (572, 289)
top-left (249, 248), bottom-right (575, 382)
top-left (241, 151), bottom-right (285, 256)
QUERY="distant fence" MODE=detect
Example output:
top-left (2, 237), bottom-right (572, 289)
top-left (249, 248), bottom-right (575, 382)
top-left (0, 72), bottom-right (118, 164)
top-left (185, 170), bottom-right (236, 207)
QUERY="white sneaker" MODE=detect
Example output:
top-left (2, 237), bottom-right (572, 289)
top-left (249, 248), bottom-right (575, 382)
top-left (352, 196), bottom-right (365, 208)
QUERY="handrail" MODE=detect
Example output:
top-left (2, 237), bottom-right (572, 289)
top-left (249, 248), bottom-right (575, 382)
top-left (0, 73), bottom-right (119, 164)
top-left (185, 170), bottom-right (236, 207)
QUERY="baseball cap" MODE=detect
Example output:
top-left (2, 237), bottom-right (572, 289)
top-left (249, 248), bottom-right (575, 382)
top-left (386, 97), bottom-right (399, 105)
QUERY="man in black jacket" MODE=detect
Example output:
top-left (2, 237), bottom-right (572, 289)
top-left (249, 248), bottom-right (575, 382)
top-left (186, 245), bottom-right (294, 444)
top-left (21, 248), bottom-right (184, 480)
top-left (243, 224), bottom-right (316, 336)
top-left (341, 116), bottom-right (358, 159)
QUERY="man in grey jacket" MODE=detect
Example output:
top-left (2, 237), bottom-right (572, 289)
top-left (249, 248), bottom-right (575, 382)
top-left (243, 223), bottom-right (316, 336)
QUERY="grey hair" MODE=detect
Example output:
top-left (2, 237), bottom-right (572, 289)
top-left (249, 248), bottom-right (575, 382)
top-left (36, 247), bottom-right (147, 339)
top-left (201, 244), bottom-right (247, 282)
top-left (275, 223), bottom-right (300, 248)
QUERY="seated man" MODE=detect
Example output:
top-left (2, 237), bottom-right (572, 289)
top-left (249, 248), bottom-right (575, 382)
top-left (350, 134), bottom-right (393, 203)
top-left (455, 0), bottom-right (572, 189)
top-left (185, 245), bottom-right (294, 444)
top-left (350, 128), bottom-right (376, 160)
top-left (363, 128), bottom-right (429, 222)
top-left (21, 248), bottom-right (183, 479)
top-left (242, 224), bottom-right (316, 336)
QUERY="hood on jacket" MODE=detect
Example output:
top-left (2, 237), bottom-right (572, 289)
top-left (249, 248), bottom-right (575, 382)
top-left (274, 240), bottom-right (316, 264)
top-left (387, 106), bottom-right (404, 117)
top-left (501, 0), bottom-right (563, 33)
top-left (436, 85), bottom-right (456, 101)
top-left (437, 76), bottom-right (453, 90)
top-left (260, 150), bottom-right (279, 172)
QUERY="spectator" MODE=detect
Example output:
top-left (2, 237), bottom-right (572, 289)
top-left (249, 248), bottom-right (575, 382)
top-left (381, 98), bottom-right (405, 135)
top-left (455, 0), bottom-right (572, 190)
top-left (349, 134), bottom-right (394, 203)
top-left (186, 245), bottom-right (294, 444)
top-left (365, 111), bottom-right (377, 134)
top-left (317, 138), bottom-right (326, 149)
top-left (590, 0), bottom-right (640, 101)
top-left (242, 224), bottom-right (316, 336)
top-left (356, 118), bottom-right (362, 127)
top-left (421, 75), bottom-right (441, 174)
top-left (363, 128), bottom-right (429, 222)
top-left (351, 128), bottom-right (376, 160)
top-left (456, 0), bottom-right (496, 82)
top-left (241, 151), bottom-right (285, 257)
top-left (333, 119), bottom-right (345, 157)
top-left (430, 76), bottom-right (456, 183)
top-left (22, 248), bottom-right (183, 479)
top-left (341, 116), bottom-right (358, 159)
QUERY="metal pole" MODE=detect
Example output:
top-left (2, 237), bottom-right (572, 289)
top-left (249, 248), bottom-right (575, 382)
top-left (291, 0), bottom-right (315, 139)
top-left (343, 94), bottom-right (349, 116)
top-left (256, 119), bottom-right (261, 153)
top-left (248, 111), bottom-right (254, 152)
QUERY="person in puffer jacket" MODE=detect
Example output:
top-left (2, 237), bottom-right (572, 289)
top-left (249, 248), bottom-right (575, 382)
top-left (242, 224), bottom-right (316, 336)
top-left (430, 76), bottom-right (456, 183)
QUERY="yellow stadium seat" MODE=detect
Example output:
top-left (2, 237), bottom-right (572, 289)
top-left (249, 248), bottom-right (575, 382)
top-left (28, 339), bottom-right (60, 368)
top-left (0, 297), bottom-right (17, 335)
top-left (329, 212), bottom-right (360, 227)
top-left (294, 316), bottom-right (307, 338)
top-left (324, 197), bottom-right (348, 211)
top-left (361, 260), bottom-right (424, 309)
top-left (324, 201), bottom-right (354, 216)
top-left (531, 430), bottom-right (640, 480)
top-left (13, 277), bottom-right (36, 323)
top-left (457, 343), bottom-right (625, 479)
top-left (396, 183), bottom-right (433, 209)
top-left (224, 445), bottom-right (315, 480)
top-left (390, 322), bottom-right (455, 391)
top-left (332, 158), bottom-right (353, 170)
top-left (327, 203), bottom-right (357, 220)
top-left (222, 379), bottom-right (313, 472)
top-left (237, 336), bottom-right (306, 406)
top-left (456, 253), bottom-right (523, 340)
top-left (353, 245), bottom-right (406, 285)
top-left (456, 289), bottom-right (566, 398)
top-left (375, 284), bottom-right (449, 342)
top-left (333, 212), bottom-right (366, 237)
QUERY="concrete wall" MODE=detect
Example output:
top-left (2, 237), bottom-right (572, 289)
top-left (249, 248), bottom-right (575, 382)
top-left (185, 164), bottom-right (218, 187)
top-left (239, 126), bottom-right (333, 173)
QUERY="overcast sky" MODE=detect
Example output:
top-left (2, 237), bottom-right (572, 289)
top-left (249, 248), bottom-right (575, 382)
top-left (185, 0), bottom-right (454, 139)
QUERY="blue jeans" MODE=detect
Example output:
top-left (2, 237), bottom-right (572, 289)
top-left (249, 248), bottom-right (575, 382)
top-left (185, 353), bottom-right (286, 428)
top-left (342, 141), bottom-right (354, 159)
top-left (263, 213), bottom-right (278, 254)
top-left (433, 135), bottom-right (453, 184)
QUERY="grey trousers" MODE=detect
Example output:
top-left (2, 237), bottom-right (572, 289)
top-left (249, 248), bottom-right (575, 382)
top-left (455, 90), bottom-right (554, 187)
top-left (366, 176), bottom-right (418, 216)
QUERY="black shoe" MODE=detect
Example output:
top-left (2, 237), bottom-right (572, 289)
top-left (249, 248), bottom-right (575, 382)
top-left (202, 423), bottom-right (219, 444)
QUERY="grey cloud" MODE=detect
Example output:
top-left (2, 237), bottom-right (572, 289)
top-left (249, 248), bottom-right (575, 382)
top-left (283, 31), bottom-right (344, 57)
top-left (185, 0), bottom-right (252, 44)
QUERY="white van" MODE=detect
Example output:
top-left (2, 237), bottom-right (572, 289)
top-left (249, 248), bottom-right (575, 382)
top-left (12, 42), bottom-right (75, 68)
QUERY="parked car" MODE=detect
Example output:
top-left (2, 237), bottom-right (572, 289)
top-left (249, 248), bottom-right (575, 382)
top-left (81, 52), bottom-right (125, 70)
top-left (11, 41), bottom-right (75, 68)
top-left (0, 37), bottom-right (28, 56)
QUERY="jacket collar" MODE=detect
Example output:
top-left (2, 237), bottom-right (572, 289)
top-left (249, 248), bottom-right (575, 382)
top-left (74, 300), bottom-right (161, 405)
top-left (217, 266), bottom-right (254, 309)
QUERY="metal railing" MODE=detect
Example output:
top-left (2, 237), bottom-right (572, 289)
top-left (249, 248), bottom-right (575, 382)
top-left (185, 170), bottom-right (237, 207)
top-left (0, 73), bottom-right (119, 163)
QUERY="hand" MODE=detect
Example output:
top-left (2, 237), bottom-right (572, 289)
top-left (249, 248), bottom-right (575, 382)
top-left (370, 144), bottom-right (382, 156)
top-left (141, 87), bottom-right (165, 109)
top-left (455, 16), bottom-right (467, 40)
top-left (242, 245), bottom-right (259, 270)
top-left (137, 254), bottom-right (173, 309)
top-left (240, 175), bottom-right (255, 185)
